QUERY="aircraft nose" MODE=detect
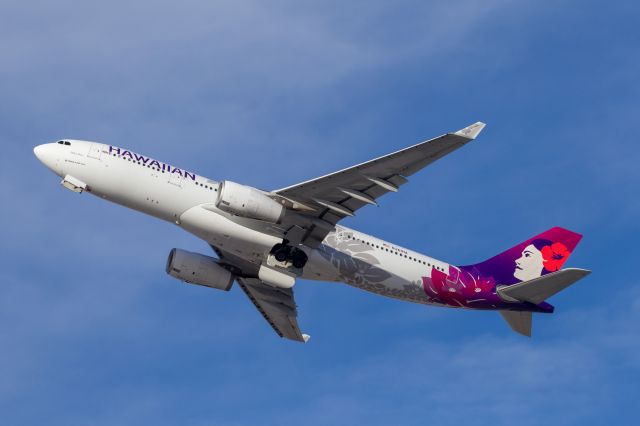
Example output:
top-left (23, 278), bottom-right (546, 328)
top-left (34, 143), bottom-right (62, 176)
top-left (33, 144), bottom-right (45, 162)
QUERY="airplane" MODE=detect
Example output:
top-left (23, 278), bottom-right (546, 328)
top-left (33, 122), bottom-right (590, 342)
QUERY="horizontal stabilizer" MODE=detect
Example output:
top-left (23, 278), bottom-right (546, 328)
top-left (498, 268), bottom-right (591, 305)
top-left (499, 311), bottom-right (532, 337)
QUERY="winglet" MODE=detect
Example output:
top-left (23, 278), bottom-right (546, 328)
top-left (302, 334), bottom-right (311, 343)
top-left (454, 122), bottom-right (486, 140)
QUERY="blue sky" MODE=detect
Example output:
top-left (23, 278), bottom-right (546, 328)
top-left (1, 1), bottom-right (639, 424)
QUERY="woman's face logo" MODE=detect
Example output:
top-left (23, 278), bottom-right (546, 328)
top-left (514, 244), bottom-right (545, 282)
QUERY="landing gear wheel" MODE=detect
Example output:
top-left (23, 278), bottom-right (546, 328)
top-left (291, 251), bottom-right (308, 269)
top-left (270, 241), bottom-right (307, 269)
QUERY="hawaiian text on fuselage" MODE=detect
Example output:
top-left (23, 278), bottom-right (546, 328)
top-left (109, 146), bottom-right (196, 181)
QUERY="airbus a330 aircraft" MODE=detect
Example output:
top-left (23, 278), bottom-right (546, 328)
top-left (34, 122), bottom-right (590, 342)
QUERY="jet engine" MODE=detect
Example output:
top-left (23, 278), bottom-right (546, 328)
top-left (166, 248), bottom-right (234, 291)
top-left (216, 180), bottom-right (284, 223)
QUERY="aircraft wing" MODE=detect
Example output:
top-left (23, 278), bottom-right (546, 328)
top-left (274, 122), bottom-right (485, 248)
top-left (236, 277), bottom-right (310, 343)
top-left (211, 245), bottom-right (309, 343)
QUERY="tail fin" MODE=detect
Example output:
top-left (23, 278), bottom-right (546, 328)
top-left (461, 227), bottom-right (583, 287)
top-left (469, 227), bottom-right (587, 338)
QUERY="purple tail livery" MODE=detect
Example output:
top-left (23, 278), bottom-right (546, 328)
top-left (422, 227), bottom-right (588, 336)
top-left (461, 226), bottom-right (583, 287)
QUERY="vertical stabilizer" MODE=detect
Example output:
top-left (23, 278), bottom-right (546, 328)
top-left (460, 227), bottom-right (583, 287)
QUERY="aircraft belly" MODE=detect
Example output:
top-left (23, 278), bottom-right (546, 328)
top-left (179, 206), bottom-right (281, 259)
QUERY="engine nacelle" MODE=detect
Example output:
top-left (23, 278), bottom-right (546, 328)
top-left (216, 180), bottom-right (284, 223)
top-left (166, 248), bottom-right (234, 291)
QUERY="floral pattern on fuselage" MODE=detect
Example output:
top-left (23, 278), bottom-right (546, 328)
top-left (422, 266), bottom-right (496, 308)
top-left (319, 229), bottom-right (430, 303)
top-left (319, 230), bottom-right (392, 285)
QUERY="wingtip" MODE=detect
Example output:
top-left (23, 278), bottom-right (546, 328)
top-left (302, 334), bottom-right (311, 343)
top-left (454, 122), bottom-right (486, 140)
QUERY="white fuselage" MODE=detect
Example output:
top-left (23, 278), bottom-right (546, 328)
top-left (34, 140), bottom-right (451, 306)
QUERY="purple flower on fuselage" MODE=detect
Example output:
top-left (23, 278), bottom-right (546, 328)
top-left (423, 266), bottom-right (495, 307)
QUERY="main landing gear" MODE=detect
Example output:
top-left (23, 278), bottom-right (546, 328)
top-left (270, 241), bottom-right (308, 269)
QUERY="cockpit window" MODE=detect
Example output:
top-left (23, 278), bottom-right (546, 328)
top-left (57, 141), bottom-right (64, 144)
top-left (64, 141), bottom-right (71, 146)
top-left (57, 140), bottom-right (71, 146)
